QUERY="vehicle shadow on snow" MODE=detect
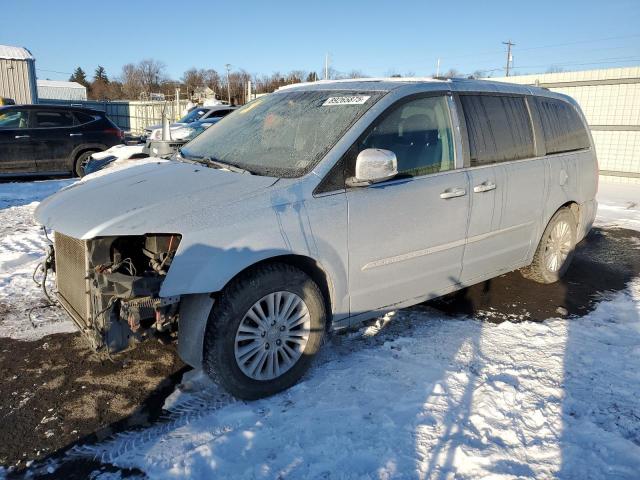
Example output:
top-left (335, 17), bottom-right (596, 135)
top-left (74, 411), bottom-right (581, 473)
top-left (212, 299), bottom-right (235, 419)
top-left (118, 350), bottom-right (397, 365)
top-left (426, 227), bottom-right (640, 478)
top-left (20, 227), bottom-right (640, 479)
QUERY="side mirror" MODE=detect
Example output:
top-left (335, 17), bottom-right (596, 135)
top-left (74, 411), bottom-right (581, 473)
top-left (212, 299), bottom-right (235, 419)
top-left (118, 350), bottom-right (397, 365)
top-left (346, 148), bottom-right (398, 187)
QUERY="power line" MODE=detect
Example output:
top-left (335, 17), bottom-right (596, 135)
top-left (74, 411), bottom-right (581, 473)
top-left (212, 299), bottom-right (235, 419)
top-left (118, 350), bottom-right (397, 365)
top-left (466, 55), bottom-right (640, 77)
top-left (440, 33), bottom-right (640, 61)
top-left (36, 68), bottom-right (73, 75)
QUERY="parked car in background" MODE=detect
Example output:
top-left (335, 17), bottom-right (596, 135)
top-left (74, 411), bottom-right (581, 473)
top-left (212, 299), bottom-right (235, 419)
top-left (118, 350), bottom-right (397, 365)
top-left (84, 120), bottom-right (215, 175)
top-left (36, 78), bottom-right (597, 400)
top-left (0, 104), bottom-right (123, 176)
top-left (0, 97), bottom-right (15, 106)
top-left (143, 105), bottom-right (236, 138)
top-left (146, 118), bottom-right (217, 141)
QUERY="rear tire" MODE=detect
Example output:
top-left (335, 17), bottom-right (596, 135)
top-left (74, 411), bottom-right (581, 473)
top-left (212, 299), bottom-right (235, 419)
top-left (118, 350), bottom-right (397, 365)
top-left (203, 263), bottom-right (326, 400)
top-left (520, 208), bottom-right (577, 284)
top-left (74, 151), bottom-right (95, 177)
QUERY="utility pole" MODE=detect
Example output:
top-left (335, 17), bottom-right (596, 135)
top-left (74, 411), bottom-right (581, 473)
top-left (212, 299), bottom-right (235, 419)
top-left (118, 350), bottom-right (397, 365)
top-left (502, 40), bottom-right (515, 77)
top-left (436, 58), bottom-right (441, 77)
top-left (324, 53), bottom-right (329, 80)
top-left (225, 63), bottom-right (231, 104)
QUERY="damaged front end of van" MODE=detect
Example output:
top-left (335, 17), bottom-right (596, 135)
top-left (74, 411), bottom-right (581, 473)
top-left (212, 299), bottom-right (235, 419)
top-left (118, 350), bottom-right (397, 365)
top-left (50, 231), bottom-right (182, 351)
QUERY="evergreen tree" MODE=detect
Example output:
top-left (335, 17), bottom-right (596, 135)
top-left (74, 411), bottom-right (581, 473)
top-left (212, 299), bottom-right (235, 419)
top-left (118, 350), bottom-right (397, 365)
top-left (94, 65), bottom-right (109, 84)
top-left (69, 67), bottom-right (88, 87)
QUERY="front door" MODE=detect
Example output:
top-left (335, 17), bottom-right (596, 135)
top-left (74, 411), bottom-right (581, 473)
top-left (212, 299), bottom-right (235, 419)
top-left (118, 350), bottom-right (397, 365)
top-left (0, 108), bottom-right (36, 174)
top-left (346, 94), bottom-right (470, 314)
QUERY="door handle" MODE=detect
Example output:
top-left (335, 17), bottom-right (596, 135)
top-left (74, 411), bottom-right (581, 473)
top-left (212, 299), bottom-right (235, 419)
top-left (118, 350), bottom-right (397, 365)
top-left (14, 135), bottom-right (30, 139)
top-left (473, 182), bottom-right (496, 193)
top-left (440, 187), bottom-right (467, 199)
top-left (69, 133), bottom-right (83, 137)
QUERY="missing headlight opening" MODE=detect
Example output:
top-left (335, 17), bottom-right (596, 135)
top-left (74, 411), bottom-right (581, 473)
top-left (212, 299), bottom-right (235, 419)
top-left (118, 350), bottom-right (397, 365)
top-left (52, 232), bottom-right (182, 353)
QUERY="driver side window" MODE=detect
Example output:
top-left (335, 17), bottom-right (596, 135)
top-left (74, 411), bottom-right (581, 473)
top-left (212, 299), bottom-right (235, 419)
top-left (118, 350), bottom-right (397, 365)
top-left (360, 95), bottom-right (455, 177)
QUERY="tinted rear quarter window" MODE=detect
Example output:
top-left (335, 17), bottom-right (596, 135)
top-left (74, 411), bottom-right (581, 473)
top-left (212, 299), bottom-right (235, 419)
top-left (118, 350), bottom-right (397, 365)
top-left (74, 112), bottom-right (97, 125)
top-left (535, 97), bottom-right (590, 154)
top-left (460, 95), bottom-right (534, 166)
top-left (35, 111), bottom-right (74, 128)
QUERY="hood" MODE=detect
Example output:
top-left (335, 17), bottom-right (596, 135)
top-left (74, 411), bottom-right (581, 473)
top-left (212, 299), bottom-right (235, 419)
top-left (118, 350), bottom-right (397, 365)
top-left (35, 160), bottom-right (278, 239)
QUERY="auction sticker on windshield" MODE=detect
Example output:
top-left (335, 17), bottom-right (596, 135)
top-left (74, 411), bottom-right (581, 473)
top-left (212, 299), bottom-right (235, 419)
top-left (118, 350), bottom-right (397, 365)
top-left (323, 95), bottom-right (371, 106)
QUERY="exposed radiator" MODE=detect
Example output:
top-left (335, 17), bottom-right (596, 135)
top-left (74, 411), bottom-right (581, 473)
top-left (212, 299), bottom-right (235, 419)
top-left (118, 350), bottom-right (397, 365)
top-left (54, 232), bottom-right (91, 328)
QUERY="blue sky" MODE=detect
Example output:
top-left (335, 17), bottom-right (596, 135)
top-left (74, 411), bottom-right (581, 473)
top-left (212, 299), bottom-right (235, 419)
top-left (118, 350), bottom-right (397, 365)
top-left (2, 0), bottom-right (639, 81)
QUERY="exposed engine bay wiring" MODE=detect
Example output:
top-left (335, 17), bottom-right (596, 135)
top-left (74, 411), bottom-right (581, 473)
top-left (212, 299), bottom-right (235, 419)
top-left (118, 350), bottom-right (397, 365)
top-left (29, 228), bottom-right (58, 329)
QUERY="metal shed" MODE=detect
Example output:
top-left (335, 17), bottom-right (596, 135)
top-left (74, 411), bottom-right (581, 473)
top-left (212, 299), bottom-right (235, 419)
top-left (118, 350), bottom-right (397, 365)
top-left (37, 79), bottom-right (87, 101)
top-left (0, 44), bottom-right (38, 104)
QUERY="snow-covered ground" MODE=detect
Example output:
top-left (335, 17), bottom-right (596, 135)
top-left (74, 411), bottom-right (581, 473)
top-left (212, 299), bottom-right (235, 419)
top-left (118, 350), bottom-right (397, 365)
top-left (1, 177), bottom-right (640, 478)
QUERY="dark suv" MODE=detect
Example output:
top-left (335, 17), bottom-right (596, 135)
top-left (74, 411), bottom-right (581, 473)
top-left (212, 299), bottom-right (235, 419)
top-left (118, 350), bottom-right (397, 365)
top-left (0, 104), bottom-right (123, 177)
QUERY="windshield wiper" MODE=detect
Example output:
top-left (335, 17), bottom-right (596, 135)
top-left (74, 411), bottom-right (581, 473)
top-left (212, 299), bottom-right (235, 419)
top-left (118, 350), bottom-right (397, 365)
top-left (178, 149), bottom-right (252, 174)
top-left (200, 157), bottom-right (252, 174)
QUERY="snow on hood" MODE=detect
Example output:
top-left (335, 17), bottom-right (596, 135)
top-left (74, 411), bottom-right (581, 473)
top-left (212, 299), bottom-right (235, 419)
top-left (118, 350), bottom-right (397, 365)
top-left (34, 160), bottom-right (278, 239)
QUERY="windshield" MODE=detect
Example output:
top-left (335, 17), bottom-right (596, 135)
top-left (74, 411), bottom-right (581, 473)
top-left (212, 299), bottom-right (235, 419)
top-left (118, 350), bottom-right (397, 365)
top-left (180, 90), bottom-right (384, 177)
top-left (178, 108), bottom-right (209, 124)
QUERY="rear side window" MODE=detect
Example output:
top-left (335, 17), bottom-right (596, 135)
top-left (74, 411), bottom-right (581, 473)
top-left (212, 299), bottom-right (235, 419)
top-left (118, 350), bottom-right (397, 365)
top-left (460, 95), bottom-right (534, 166)
top-left (74, 112), bottom-right (97, 125)
top-left (535, 97), bottom-right (590, 154)
top-left (35, 111), bottom-right (74, 128)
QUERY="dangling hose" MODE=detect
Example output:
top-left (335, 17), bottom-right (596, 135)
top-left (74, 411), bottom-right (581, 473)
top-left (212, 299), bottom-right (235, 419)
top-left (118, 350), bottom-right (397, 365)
top-left (29, 230), bottom-right (59, 328)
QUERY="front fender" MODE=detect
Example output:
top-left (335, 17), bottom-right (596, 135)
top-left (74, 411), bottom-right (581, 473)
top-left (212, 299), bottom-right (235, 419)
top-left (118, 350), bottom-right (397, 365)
top-left (160, 199), bottom-right (321, 297)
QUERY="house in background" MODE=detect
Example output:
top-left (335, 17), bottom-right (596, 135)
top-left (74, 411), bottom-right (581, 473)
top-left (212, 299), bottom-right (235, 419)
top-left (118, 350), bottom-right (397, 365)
top-left (37, 79), bottom-right (87, 101)
top-left (0, 44), bottom-right (38, 104)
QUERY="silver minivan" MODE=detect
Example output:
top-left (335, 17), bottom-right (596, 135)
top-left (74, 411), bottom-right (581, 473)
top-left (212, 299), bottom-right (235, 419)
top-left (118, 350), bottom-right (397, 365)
top-left (35, 78), bottom-right (598, 399)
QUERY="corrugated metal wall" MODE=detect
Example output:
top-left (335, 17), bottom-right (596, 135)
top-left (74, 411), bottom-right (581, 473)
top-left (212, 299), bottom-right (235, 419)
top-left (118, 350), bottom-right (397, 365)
top-left (491, 67), bottom-right (640, 181)
top-left (38, 85), bottom-right (87, 101)
top-left (0, 58), bottom-right (37, 104)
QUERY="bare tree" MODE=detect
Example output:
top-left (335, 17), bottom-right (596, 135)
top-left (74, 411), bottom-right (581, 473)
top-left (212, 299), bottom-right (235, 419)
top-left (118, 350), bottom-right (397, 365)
top-left (138, 58), bottom-right (167, 93)
top-left (182, 68), bottom-right (205, 97)
top-left (120, 63), bottom-right (143, 99)
top-left (203, 69), bottom-right (222, 93)
top-left (441, 68), bottom-right (460, 79)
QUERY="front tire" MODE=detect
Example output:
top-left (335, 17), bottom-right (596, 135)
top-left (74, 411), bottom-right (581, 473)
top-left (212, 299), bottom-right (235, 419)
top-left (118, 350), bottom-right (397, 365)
top-left (203, 263), bottom-right (326, 400)
top-left (520, 208), bottom-right (577, 284)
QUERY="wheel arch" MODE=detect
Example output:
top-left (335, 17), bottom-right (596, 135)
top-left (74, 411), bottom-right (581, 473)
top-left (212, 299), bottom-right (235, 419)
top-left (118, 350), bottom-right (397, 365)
top-left (215, 254), bottom-right (334, 328)
top-left (69, 143), bottom-right (107, 172)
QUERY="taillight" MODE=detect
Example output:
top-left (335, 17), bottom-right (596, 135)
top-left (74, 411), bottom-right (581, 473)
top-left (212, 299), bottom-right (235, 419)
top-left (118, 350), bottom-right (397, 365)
top-left (104, 128), bottom-right (124, 139)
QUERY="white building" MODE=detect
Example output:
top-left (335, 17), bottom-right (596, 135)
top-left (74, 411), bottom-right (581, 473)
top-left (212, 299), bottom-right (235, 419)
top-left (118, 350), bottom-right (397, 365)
top-left (0, 44), bottom-right (38, 104)
top-left (491, 67), bottom-right (640, 181)
top-left (37, 79), bottom-right (87, 101)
